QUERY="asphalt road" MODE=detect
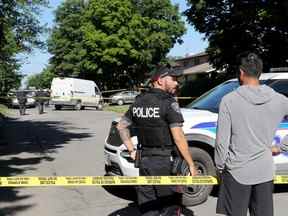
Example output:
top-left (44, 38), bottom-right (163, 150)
top-left (0, 106), bottom-right (288, 216)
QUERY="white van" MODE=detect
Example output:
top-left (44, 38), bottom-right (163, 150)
top-left (50, 77), bottom-right (103, 110)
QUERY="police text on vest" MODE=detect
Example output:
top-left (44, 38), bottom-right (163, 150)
top-left (133, 107), bottom-right (160, 118)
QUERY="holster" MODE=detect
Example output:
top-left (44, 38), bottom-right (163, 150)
top-left (134, 149), bottom-right (142, 168)
top-left (171, 157), bottom-right (184, 175)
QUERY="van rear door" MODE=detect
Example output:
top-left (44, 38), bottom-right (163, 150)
top-left (51, 78), bottom-right (72, 101)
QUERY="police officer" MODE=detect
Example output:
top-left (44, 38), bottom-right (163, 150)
top-left (35, 89), bottom-right (47, 114)
top-left (117, 65), bottom-right (197, 216)
top-left (16, 90), bottom-right (27, 116)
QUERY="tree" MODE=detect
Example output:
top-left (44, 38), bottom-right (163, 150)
top-left (27, 66), bottom-right (55, 89)
top-left (184, 0), bottom-right (288, 75)
top-left (48, 0), bottom-right (87, 78)
top-left (48, 0), bottom-right (185, 89)
top-left (0, 0), bottom-right (47, 95)
top-left (0, 59), bottom-right (22, 94)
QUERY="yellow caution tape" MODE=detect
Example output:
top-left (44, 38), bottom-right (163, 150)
top-left (175, 96), bottom-right (197, 100)
top-left (102, 89), bottom-right (127, 93)
top-left (273, 175), bottom-right (288, 184)
top-left (0, 176), bottom-right (288, 187)
top-left (0, 176), bottom-right (217, 187)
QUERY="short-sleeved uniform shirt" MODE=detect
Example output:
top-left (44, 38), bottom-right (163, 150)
top-left (123, 88), bottom-right (184, 150)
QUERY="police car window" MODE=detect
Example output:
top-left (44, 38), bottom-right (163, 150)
top-left (186, 81), bottom-right (239, 113)
top-left (186, 80), bottom-right (268, 113)
top-left (269, 80), bottom-right (288, 97)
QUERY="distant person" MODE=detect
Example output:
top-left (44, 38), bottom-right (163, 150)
top-left (215, 53), bottom-right (288, 216)
top-left (16, 91), bottom-right (27, 115)
top-left (44, 89), bottom-right (51, 107)
top-left (35, 89), bottom-right (47, 114)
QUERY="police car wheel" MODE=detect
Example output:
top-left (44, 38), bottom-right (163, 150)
top-left (117, 99), bottom-right (124, 106)
top-left (181, 147), bottom-right (216, 206)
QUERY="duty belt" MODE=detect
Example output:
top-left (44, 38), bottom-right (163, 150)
top-left (142, 147), bottom-right (173, 157)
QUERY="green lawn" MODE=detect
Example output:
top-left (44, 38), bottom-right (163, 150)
top-left (103, 104), bottom-right (129, 114)
top-left (0, 104), bottom-right (10, 117)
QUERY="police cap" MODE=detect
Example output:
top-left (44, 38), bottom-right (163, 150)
top-left (150, 64), bottom-right (183, 82)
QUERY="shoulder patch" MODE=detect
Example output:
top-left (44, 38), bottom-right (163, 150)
top-left (171, 102), bottom-right (181, 113)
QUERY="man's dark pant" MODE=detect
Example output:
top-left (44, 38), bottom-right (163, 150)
top-left (217, 171), bottom-right (273, 216)
top-left (19, 103), bottom-right (26, 115)
top-left (37, 102), bottom-right (44, 114)
top-left (137, 156), bottom-right (181, 216)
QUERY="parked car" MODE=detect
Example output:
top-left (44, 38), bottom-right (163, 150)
top-left (104, 72), bottom-right (288, 206)
top-left (9, 90), bottom-right (36, 108)
top-left (110, 91), bottom-right (140, 105)
top-left (50, 77), bottom-right (103, 110)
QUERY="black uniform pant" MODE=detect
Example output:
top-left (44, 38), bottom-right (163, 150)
top-left (19, 103), bottom-right (26, 115)
top-left (137, 156), bottom-right (182, 216)
top-left (216, 171), bottom-right (274, 216)
top-left (37, 102), bottom-right (44, 114)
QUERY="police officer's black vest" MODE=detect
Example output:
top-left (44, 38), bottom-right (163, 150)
top-left (16, 91), bottom-right (27, 104)
top-left (36, 91), bottom-right (47, 102)
top-left (132, 88), bottom-right (174, 150)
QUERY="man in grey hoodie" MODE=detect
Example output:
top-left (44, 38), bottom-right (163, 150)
top-left (215, 53), bottom-right (288, 216)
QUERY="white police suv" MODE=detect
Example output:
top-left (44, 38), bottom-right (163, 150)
top-left (104, 72), bottom-right (288, 206)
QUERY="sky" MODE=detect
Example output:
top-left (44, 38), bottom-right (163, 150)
top-left (19, 0), bottom-right (207, 77)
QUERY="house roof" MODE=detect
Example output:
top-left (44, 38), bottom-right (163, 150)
top-left (182, 62), bottom-right (216, 75)
top-left (175, 52), bottom-right (208, 62)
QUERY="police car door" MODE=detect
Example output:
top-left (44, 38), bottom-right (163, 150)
top-left (270, 80), bottom-right (288, 174)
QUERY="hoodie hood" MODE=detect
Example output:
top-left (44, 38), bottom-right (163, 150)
top-left (236, 85), bottom-right (274, 105)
